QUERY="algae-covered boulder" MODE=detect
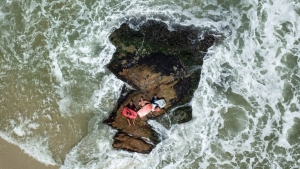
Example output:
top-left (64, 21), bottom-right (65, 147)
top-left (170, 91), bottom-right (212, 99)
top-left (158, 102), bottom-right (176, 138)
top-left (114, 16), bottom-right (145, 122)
top-left (104, 20), bottom-right (217, 153)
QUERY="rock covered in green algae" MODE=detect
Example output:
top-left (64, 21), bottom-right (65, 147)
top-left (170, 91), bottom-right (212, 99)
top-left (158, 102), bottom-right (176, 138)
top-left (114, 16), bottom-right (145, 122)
top-left (104, 20), bottom-right (217, 153)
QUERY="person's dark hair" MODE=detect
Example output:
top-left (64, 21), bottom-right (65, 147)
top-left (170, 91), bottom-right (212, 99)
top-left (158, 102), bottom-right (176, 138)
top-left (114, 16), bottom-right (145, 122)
top-left (139, 96), bottom-right (144, 102)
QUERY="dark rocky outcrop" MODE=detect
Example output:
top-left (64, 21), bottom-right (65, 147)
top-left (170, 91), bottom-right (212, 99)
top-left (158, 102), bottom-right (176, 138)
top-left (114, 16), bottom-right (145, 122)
top-left (104, 20), bottom-right (218, 153)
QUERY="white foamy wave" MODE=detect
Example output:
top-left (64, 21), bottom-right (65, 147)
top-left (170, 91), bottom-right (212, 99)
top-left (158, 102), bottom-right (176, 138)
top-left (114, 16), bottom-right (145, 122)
top-left (8, 112), bottom-right (41, 137)
top-left (92, 74), bottom-right (124, 114)
top-left (148, 120), bottom-right (169, 141)
top-left (0, 132), bottom-right (56, 165)
top-left (13, 126), bottom-right (26, 137)
top-left (1, 0), bottom-right (300, 168)
top-left (62, 116), bottom-right (118, 169)
top-left (190, 0), bottom-right (300, 167)
top-left (57, 95), bottom-right (72, 116)
top-left (0, 8), bottom-right (5, 20)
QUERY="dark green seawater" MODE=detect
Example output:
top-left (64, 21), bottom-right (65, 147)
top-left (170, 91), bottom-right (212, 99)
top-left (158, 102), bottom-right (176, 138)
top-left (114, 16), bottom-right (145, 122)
top-left (0, 0), bottom-right (299, 168)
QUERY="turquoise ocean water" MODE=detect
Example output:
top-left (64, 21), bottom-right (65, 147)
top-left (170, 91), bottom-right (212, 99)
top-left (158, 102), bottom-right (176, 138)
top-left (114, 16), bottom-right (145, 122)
top-left (0, 0), bottom-right (299, 168)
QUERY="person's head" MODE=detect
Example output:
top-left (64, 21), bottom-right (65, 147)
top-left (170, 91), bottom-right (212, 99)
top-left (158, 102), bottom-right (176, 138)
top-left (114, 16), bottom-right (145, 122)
top-left (153, 94), bottom-right (157, 98)
top-left (129, 100), bottom-right (133, 104)
top-left (140, 96), bottom-right (144, 100)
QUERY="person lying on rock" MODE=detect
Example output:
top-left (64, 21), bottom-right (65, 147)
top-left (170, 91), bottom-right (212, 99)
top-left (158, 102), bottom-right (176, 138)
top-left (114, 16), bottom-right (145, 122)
top-left (151, 94), bottom-right (160, 112)
top-left (139, 95), bottom-right (156, 118)
top-left (126, 99), bottom-right (137, 111)
top-left (151, 94), bottom-right (159, 104)
top-left (122, 100), bottom-right (137, 126)
top-left (138, 96), bottom-right (150, 109)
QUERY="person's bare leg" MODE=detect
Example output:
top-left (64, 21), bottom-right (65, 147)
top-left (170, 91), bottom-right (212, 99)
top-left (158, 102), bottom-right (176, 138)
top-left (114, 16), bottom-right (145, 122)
top-left (150, 111), bottom-right (154, 117)
top-left (127, 118), bottom-right (131, 127)
top-left (133, 119), bottom-right (135, 126)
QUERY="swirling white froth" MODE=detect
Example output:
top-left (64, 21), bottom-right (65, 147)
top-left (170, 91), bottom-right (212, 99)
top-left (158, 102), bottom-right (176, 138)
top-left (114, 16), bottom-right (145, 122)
top-left (0, 0), bottom-right (299, 168)
top-left (191, 0), bottom-right (300, 168)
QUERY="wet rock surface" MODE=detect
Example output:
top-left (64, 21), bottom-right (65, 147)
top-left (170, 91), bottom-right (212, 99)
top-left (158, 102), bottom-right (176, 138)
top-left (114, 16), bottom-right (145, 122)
top-left (104, 20), bottom-right (217, 153)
